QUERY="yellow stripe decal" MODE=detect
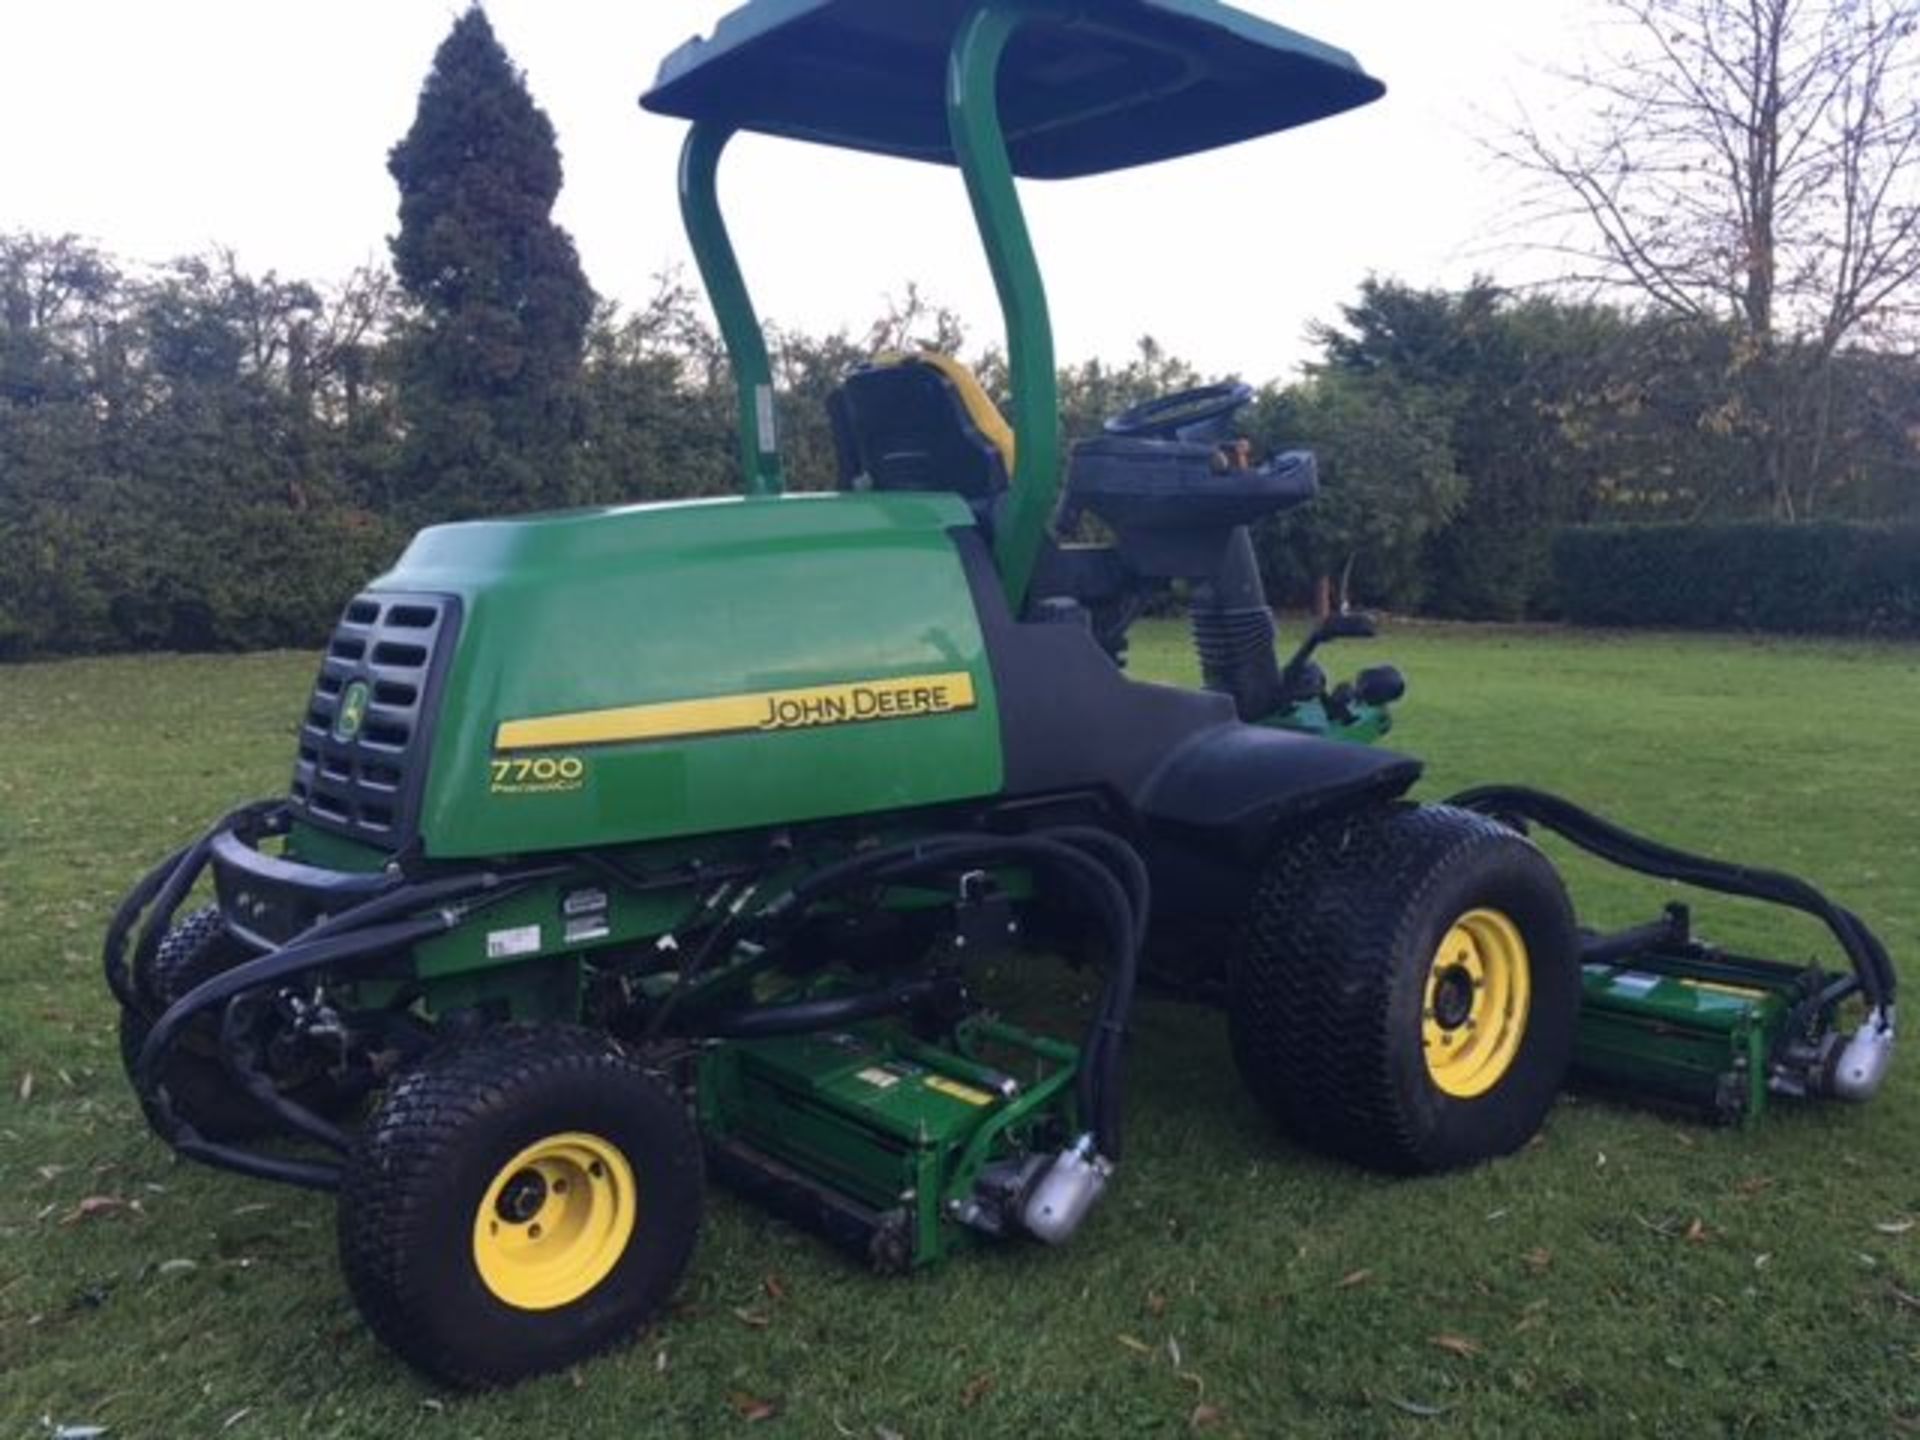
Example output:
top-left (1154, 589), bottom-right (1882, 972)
top-left (1677, 977), bottom-right (1768, 1002)
top-left (495, 671), bottom-right (978, 752)
top-left (924, 1074), bottom-right (995, 1107)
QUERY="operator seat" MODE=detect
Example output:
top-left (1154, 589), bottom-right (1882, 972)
top-left (828, 353), bottom-right (1014, 532)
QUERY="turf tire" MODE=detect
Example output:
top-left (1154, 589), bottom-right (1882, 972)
top-left (337, 1025), bottom-right (703, 1389)
top-left (117, 905), bottom-right (279, 1141)
top-left (1229, 803), bottom-right (1578, 1174)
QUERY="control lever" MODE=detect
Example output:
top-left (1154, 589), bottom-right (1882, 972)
top-left (1277, 611), bottom-right (1377, 702)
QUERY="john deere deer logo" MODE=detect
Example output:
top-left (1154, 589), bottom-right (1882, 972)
top-left (333, 680), bottom-right (372, 742)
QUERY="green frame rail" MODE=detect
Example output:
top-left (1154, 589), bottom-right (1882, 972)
top-left (674, 0), bottom-right (1062, 609)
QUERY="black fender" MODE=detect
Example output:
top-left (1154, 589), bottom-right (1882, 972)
top-left (1137, 723), bottom-right (1421, 860)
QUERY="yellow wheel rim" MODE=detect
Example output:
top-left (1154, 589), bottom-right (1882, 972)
top-left (471, 1131), bottom-right (636, 1311)
top-left (1421, 908), bottom-right (1531, 1099)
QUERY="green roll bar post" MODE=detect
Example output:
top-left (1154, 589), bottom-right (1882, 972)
top-left (947, 1), bottom-right (1061, 610)
top-left (676, 1), bottom-right (1064, 609)
top-left (679, 121), bottom-right (785, 497)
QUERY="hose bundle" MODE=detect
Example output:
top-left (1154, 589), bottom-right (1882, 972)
top-left (1448, 785), bottom-right (1895, 1020)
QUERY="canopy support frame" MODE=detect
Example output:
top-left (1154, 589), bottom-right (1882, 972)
top-left (677, 0), bottom-right (1067, 612)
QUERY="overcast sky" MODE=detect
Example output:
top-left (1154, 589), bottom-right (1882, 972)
top-left (1, 1), bottom-right (1591, 380)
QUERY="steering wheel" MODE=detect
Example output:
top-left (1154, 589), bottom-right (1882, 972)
top-left (1104, 381), bottom-right (1254, 441)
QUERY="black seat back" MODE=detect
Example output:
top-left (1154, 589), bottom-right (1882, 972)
top-left (829, 357), bottom-right (1010, 528)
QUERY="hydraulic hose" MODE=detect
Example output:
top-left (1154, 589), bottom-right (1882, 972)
top-left (124, 841), bottom-right (560, 1187)
top-left (697, 974), bottom-right (966, 1039)
top-left (838, 832), bottom-right (1142, 1159)
top-left (103, 838), bottom-right (194, 1010)
top-left (104, 799), bottom-right (286, 1009)
top-left (1448, 785), bottom-right (1896, 1019)
top-left (136, 913), bottom-right (457, 1101)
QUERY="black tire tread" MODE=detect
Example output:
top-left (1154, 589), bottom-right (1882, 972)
top-left (338, 1024), bottom-right (702, 1389)
top-left (1229, 803), bottom-right (1577, 1174)
top-left (117, 906), bottom-right (275, 1140)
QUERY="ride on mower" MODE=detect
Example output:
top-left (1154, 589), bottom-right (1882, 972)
top-left (107, 0), bottom-right (1898, 1388)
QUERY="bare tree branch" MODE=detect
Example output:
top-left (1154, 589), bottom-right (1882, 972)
top-left (1497, 0), bottom-right (1920, 514)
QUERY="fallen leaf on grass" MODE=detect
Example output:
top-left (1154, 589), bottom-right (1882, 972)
top-left (1117, 1333), bottom-right (1154, 1355)
top-left (1387, 1396), bottom-right (1455, 1418)
top-left (1428, 1333), bottom-right (1482, 1359)
top-left (58, 1196), bottom-right (126, 1225)
top-left (1145, 1289), bottom-right (1168, 1317)
top-left (1335, 1268), bottom-right (1373, 1289)
top-left (732, 1307), bottom-right (771, 1329)
top-left (727, 1392), bottom-right (779, 1423)
top-left (1683, 1218), bottom-right (1711, 1244)
top-left (960, 1372), bottom-right (994, 1409)
top-left (1190, 1403), bottom-right (1227, 1430)
top-left (1735, 1175), bottom-right (1775, 1196)
top-left (1522, 1247), bottom-right (1552, 1272)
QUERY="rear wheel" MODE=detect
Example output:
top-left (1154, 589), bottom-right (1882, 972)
top-left (1229, 804), bottom-right (1578, 1173)
top-left (337, 1025), bottom-right (703, 1389)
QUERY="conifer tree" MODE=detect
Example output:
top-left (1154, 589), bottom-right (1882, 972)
top-left (387, 6), bottom-right (593, 518)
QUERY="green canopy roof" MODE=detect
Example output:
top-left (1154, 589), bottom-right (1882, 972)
top-left (641, 0), bottom-right (1383, 179)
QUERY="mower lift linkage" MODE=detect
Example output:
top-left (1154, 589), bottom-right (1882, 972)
top-left (1452, 785), bottom-right (1896, 1106)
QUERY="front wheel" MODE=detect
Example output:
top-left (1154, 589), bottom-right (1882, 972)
top-left (118, 906), bottom-right (282, 1141)
top-left (337, 1025), bottom-right (703, 1388)
top-left (1229, 804), bottom-right (1579, 1174)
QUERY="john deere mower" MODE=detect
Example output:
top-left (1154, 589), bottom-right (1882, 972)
top-left (107, 0), bottom-right (1898, 1389)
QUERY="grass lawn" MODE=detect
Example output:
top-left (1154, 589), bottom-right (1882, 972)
top-left (2, 619), bottom-right (1916, 1438)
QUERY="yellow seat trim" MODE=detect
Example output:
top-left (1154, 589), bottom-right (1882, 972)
top-left (876, 350), bottom-right (1017, 479)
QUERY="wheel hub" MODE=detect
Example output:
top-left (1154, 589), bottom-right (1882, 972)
top-left (495, 1168), bottom-right (548, 1224)
top-left (1421, 908), bottom-right (1532, 1099)
top-left (1431, 965), bottom-right (1476, 1029)
top-left (471, 1132), bottom-right (637, 1311)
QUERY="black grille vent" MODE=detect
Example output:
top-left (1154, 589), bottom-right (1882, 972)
top-left (290, 591), bottom-right (461, 846)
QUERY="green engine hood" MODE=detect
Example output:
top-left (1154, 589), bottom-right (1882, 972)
top-left (376, 492), bottom-right (1004, 859)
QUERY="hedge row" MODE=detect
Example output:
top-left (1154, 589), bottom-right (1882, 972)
top-left (0, 502), bottom-right (406, 660)
top-left (1552, 522), bottom-right (1920, 636)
